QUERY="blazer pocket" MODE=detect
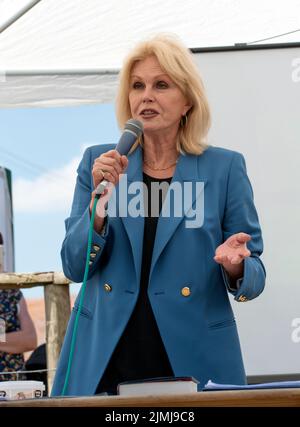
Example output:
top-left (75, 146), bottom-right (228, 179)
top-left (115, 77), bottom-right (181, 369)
top-left (72, 304), bottom-right (93, 320)
top-left (208, 318), bottom-right (236, 330)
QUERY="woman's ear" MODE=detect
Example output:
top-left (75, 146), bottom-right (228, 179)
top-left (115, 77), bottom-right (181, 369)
top-left (183, 104), bottom-right (192, 116)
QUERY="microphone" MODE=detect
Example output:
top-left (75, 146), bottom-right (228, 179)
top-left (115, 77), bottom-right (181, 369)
top-left (95, 119), bottom-right (144, 196)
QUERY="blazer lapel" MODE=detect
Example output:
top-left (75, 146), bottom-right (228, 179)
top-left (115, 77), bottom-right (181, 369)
top-left (118, 145), bottom-right (145, 284)
top-left (149, 153), bottom-right (205, 282)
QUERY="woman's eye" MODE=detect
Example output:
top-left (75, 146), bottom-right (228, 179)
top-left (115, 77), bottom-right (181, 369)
top-left (156, 81), bottom-right (168, 89)
top-left (132, 82), bottom-right (143, 89)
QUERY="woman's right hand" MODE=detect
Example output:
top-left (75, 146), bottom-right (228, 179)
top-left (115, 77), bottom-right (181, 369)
top-left (89, 150), bottom-right (128, 223)
top-left (92, 149), bottom-right (129, 189)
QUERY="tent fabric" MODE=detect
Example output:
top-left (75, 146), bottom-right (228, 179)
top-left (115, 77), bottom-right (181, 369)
top-left (0, 0), bottom-right (299, 108)
top-left (0, 72), bottom-right (119, 108)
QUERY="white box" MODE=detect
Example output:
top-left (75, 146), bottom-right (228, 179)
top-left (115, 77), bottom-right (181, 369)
top-left (0, 381), bottom-right (45, 400)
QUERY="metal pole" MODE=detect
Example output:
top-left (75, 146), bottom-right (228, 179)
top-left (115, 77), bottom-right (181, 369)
top-left (0, 233), bottom-right (3, 273)
top-left (0, 0), bottom-right (42, 34)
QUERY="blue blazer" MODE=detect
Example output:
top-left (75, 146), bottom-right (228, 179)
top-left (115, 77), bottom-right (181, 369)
top-left (51, 144), bottom-right (266, 396)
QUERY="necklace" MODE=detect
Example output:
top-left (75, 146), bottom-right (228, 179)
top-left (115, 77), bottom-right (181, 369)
top-left (143, 158), bottom-right (178, 171)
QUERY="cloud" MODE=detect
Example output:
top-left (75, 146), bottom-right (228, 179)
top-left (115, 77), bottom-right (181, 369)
top-left (13, 156), bottom-right (81, 213)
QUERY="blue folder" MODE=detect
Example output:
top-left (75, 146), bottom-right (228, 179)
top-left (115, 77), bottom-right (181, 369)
top-left (203, 379), bottom-right (300, 391)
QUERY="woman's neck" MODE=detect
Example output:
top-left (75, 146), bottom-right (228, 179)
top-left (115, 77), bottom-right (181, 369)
top-left (142, 133), bottom-right (179, 176)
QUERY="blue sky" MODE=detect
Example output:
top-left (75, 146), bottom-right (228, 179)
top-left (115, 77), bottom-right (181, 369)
top-left (0, 104), bottom-right (120, 298)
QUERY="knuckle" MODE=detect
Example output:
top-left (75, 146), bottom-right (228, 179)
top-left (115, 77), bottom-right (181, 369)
top-left (111, 150), bottom-right (120, 159)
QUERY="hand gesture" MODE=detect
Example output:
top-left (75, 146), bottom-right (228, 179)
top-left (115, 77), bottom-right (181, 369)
top-left (214, 232), bottom-right (251, 267)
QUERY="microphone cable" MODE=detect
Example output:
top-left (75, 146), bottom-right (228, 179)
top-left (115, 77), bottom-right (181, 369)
top-left (61, 192), bottom-right (100, 396)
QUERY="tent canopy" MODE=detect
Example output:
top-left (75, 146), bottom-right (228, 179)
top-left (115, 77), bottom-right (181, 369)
top-left (0, 0), bottom-right (299, 108)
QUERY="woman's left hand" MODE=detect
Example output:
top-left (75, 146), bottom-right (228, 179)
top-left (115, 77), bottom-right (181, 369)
top-left (214, 232), bottom-right (251, 278)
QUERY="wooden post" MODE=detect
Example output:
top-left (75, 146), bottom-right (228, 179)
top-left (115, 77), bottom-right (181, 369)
top-left (44, 273), bottom-right (71, 395)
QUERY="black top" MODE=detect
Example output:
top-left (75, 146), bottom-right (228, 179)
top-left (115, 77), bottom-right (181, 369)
top-left (96, 173), bottom-right (174, 395)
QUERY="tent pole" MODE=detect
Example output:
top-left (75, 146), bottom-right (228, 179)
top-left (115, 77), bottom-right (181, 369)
top-left (0, 0), bottom-right (42, 34)
top-left (2, 69), bottom-right (119, 76)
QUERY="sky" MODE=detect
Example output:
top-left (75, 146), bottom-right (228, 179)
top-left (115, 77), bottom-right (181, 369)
top-left (0, 104), bottom-right (120, 298)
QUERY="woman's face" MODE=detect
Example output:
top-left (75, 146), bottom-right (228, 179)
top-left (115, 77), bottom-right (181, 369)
top-left (129, 55), bottom-right (191, 137)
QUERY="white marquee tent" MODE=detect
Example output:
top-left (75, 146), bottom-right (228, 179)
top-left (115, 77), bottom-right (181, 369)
top-left (0, 0), bottom-right (299, 108)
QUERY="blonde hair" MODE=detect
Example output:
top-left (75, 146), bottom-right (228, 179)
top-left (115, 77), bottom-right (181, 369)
top-left (115, 34), bottom-right (211, 155)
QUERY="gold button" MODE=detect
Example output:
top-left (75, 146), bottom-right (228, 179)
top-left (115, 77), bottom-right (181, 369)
top-left (104, 283), bottom-right (112, 293)
top-left (93, 245), bottom-right (101, 252)
top-left (90, 252), bottom-right (97, 259)
top-left (181, 286), bottom-right (191, 297)
top-left (238, 295), bottom-right (247, 302)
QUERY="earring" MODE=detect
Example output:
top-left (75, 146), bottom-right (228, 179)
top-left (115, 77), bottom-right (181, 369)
top-left (180, 114), bottom-right (188, 127)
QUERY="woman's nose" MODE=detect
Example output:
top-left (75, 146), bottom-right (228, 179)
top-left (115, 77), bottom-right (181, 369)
top-left (142, 86), bottom-right (154, 102)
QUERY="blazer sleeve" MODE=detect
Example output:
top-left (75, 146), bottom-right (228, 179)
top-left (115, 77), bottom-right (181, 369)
top-left (61, 147), bottom-right (110, 283)
top-left (221, 152), bottom-right (266, 301)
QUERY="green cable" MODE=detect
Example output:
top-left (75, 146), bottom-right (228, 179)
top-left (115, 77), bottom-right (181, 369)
top-left (61, 195), bottom-right (99, 396)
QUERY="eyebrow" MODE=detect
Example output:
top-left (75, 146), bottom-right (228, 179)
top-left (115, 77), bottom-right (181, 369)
top-left (130, 74), bottom-right (170, 80)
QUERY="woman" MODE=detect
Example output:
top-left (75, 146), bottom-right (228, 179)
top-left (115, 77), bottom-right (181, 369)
top-left (52, 35), bottom-right (266, 396)
top-left (0, 290), bottom-right (37, 381)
